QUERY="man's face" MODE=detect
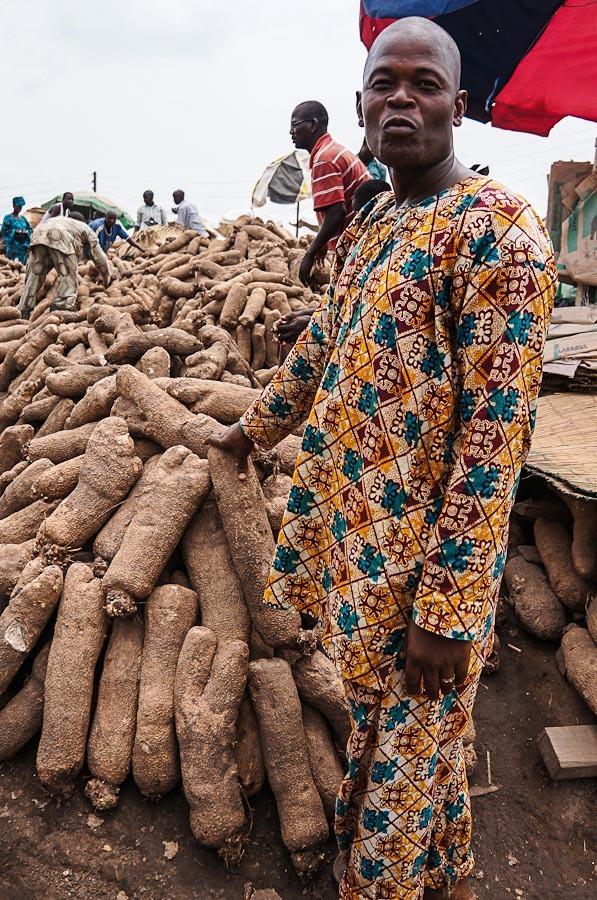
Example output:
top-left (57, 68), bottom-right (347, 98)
top-left (359, 32), bottom-right (466, 171)
top-left (289, 110), bottom-right (315, 150)
top-left (173, 191), bottom-right (183, 206)
top-left (63, 194), bottom-right (74, 210)
top-left (143, 192), bottom-right (153, 206)
top-left (105, 213), bottom-right (117, 228)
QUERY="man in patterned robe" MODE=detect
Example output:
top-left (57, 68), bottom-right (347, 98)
top-left (211, 17), bottom-right (556, 899)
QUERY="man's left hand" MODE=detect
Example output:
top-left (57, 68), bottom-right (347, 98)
top-left (404, 621), bottom-right (471, 701)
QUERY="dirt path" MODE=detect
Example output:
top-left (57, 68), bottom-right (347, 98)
top-left (0, 614), bottom-right (595, 900)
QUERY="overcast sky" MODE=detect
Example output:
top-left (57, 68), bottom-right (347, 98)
top-left (1, 0), bottom-right (595, 227)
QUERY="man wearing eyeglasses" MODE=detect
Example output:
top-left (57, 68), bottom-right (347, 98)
top-left (290, 101), bottom-right (369, 287)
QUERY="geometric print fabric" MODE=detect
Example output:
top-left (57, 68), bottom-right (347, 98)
top-left (240, 175), bottom-right (556, 690)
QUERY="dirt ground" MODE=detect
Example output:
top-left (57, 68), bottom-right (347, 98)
top-left (0, 613), bottom-right (595, 900)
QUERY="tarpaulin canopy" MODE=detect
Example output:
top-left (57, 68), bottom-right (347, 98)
top-left (359, 1), bottom-right (597, 136)
top-left (252, 151), bottom-right (311, 208)
top-left (41, 191), bottom-right (134, 229)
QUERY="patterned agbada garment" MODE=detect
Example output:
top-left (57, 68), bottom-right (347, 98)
top-left (240, 175), bottom-right (556, 688)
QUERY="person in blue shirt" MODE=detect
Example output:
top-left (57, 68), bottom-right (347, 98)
top-left (2, 197), bottom-right (32, 264)
top-left (89, 209), bottom-right (144, 254)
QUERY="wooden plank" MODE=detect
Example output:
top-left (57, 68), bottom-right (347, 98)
top-left (537, 725), bottom-right (597, 780)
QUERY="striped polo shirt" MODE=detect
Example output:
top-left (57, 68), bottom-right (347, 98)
top-left (309, 133), bottom-right (369, 248)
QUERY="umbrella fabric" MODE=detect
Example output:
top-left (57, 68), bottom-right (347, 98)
top-left (359, 1), bottom-right (597, 135)
top-left (41, 191), bottom-right (134, 229)
top-left (252, 151), bottom-right (311, 208)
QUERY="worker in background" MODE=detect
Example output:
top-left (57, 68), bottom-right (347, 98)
top-left (134, 190), bottom-right (167, 231)
top-left (1, 197), bottom-right (32, 265)
top-left (211, 17), bottom-right (556, 898)
top-left (290, 100), bottom-right (369, 287)
top-left (357, 136), bottom-right (388, 180)
top-left (89, 209), bottom-right (144, 253)
top-left (273, 177), bottom-right (392, 357)
top-left (40, 191), bottom-right (74, 223)
top-left (172, 190), bottom-right (208, 236)
top-left (19, 212), bottom-right (110, 319)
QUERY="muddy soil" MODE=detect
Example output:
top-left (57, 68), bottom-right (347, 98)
top-left (0, 615), bottom-right (595, 900)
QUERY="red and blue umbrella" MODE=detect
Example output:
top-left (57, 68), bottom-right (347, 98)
top-left (359, 1), bottom-right (597, 136)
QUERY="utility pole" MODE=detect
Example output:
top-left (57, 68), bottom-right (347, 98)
top-left (92, 171), bottom-right (97, 192)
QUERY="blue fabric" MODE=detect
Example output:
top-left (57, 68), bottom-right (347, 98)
top-left (2, 213), bottom-right (32, 264)
top-left (362, 0), bottom-right (478, 16)
top-left (12, 196), bottom-right (25, 207)
top-left (89, 217), bottom-right (129, 252)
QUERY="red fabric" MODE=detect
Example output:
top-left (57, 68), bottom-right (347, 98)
top-left (310, 133), bottom-right (369, 248)
top-left (359, 1), bottom-right (395, 49)
top-left (492, 3), bottom-right (597, 136)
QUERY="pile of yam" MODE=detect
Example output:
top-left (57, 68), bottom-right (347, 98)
top-left (0, 220), bottom-right (344, 878)
top-left (504, 485), bottom-right (597, 715)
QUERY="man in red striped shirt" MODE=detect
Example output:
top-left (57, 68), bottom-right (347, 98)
top-left (290, 100), bottom-right (369, 286)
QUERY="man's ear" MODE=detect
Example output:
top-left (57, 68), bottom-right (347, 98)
top-left (453, 89), bottom-right (467, 127)
top-left (356, 90), bottom-right (364, 127)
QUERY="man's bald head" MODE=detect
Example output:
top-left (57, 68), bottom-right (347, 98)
top-left (359, 16), bottom-right (467, 176)
top-left (364, 17), bottom-right (461, 90)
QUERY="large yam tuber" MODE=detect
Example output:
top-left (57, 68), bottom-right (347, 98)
top-left (0, 498), bottom-right (60, 545)
top-left (560, 625), bottom-right (597, 715)
top-left (302, 703), bottom-right (344, 820)
top-left (105, 328), bottom-right (202, 365)
top-left (533, 518), bottom-right (592, 611)
top-left (31, 456), bottom-right (83, 501)
top-left (133, 584), bottom-right (199, 797)
top-left (19, 394), bottom-right (61, 425)
top-left (175, 628), bottom-right (249, 858)
top-left (563, 495), bottom-right (597, 581)
top-left (219, 283), bottom-right (248, 330)
top-left (93, 454), bottom-right (161, 566)
top-left (113, 365), bottom-right (219, 459)
top-left (249, 658), bottom-right (328, 876)
top-left (235, 694), bottom-right (265, 799)
top-left (67, 374), bottom-right (118, 429)
top-left (0, 377), bottom-right (43, 432)
top-left (208, 447), bottom-right (302, 649)
top-left (102, 447), bottom-right (210, 616)
top-left (0, 424), bottom-right (34, 475)
top-left (0, 458), bottom-right (53, 519)
top-left (35, 397), bottom-right (75, 438)
top-left (0, 563), bottom-right (63, 696)
top-left (27, 421), bottom-right (97, 464)
top-left (86, 616), bottom-right (144, 810)
top-left (37, 563), bottom-right (107, 797)
top-left (45, 364), bottom-right (116, 399)
top-left (182, 499), bottom-right (250, 644)
top-left (37, 417), bottom-right (141, 563)
top-left (0, 642), bottom-right (50, 762)
top-left (136, 345), bottom-right (171, 379)
top-left (292, 650), bottom-right (351, 748)
top-left (503, 556), bottom-right (566, 640)
top-left (0, 540), bottom-right (35, 605)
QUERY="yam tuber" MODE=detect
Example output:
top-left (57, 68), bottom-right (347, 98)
top-left (183, 496), bottom-right (250, 639)
top-left (208, 446), bottom-right (302, 649)
top-left (503, 556), bottom-right (566, 640)
top-left (0, 563), bottom-right (63, 696)
top-left (86, 616), bottom-right (144, 810)
top-left (37, 563), bottom-right (107, 797)
top-left (0, 540), bottom-right (35, 605)
top-left (302, 703), bottom-right (344, 820)
top-left (292, 650), bottom-right (351, 748)
top-left (249, 657), bottom-right (328, 876)
top-left (27, 421), bottom-right (97, 464)
top-left (533, 518), bottom-right (592, 612)
top-left (133, 584), bottom-right (199, 797)
top-left (175, 628), bottom-right (249, 859)
top-left (0, 458), bottom-right (53, 519)
top-left (235, 694), bottom-right (265, 799)
top-left (560, 624), bottom-right (597, 715)
top-left (0, 642), bottom-right (50, 762)
top-left (37, 417), bottom-right (142, 563)
top-left (102, 447), bottom-right (210, 617)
